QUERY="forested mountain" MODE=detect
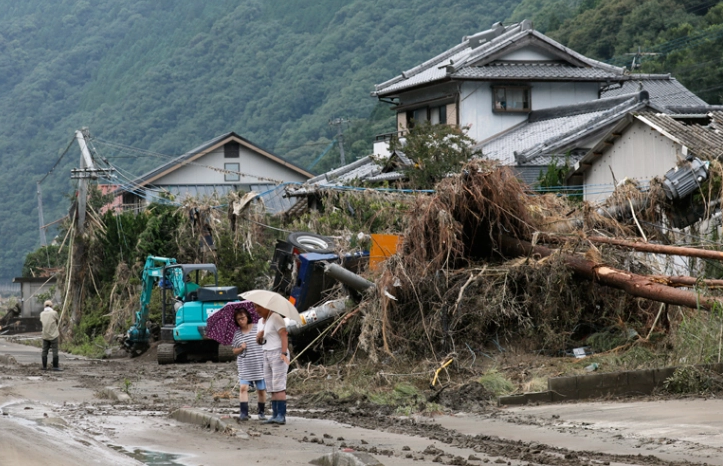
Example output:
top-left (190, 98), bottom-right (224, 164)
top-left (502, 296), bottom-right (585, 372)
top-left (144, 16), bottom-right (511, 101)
top-left (1, 0), bottom-right (722, 279)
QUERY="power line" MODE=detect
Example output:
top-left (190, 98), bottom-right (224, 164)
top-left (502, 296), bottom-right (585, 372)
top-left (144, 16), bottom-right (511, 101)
top-left (38, 136), bottom-right (76, 184)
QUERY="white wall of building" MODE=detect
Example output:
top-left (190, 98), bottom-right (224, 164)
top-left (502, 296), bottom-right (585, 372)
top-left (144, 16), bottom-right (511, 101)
top-left (496, 46), bottom-right (559, 62)
top-left (460, 81), bottom-right (599, 142)
top-left (583, 120), bottom-right (682, 203)
top-left (156, 145), bottom-right (309, 185)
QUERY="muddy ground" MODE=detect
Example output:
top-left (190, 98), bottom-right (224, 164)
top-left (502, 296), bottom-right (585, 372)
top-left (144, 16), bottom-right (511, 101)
top-left (3, 336), bottom-right (723, 466)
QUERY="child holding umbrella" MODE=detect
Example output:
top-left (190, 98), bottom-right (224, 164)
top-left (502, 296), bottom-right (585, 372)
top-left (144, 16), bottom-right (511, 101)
top-left (231, 302), bottom-right (267, 421)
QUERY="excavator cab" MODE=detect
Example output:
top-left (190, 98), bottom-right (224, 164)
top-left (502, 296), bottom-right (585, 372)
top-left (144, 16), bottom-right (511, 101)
top-left (157, 264), bottom-right (237, 364)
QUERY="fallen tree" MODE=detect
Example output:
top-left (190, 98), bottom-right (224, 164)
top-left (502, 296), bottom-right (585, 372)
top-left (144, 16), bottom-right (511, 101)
top-left (499, 235), bottom-right (723, 311)
top-left (586, 235), bottom-right (723, 262)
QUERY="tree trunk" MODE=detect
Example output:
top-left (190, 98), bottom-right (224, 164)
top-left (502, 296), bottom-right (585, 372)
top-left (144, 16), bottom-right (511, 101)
top-left (499, 236), bottom-right (722, 310)
top-left (648, 275), bottom-right (723, 289)
top-left (587, 236), bottom-right (723, 261)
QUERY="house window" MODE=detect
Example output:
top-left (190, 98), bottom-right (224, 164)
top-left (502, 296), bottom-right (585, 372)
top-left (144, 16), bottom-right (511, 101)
top-left (493, 86), bottom-right (530, 112)
top-left (224, 141), bottom-right (240, 158)
top-left (224, 163), bottom-right (240, 182)
top-left (430, 105), bottom-right (447, 125)
top-left (406, 105), bottom-right (448, 127)
top-left (406, 108), bottom-right (429, 128)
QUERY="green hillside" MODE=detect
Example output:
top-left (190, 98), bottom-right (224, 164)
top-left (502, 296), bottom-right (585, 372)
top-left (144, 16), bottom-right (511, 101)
top-left (0, 0), bottom-right (517, 279)
top-left (2, 0), bottom-right (723, 279)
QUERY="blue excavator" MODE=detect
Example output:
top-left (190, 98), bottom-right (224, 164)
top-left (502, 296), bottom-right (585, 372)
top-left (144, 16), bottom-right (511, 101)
top-left (123, 255), bottom-right (238, 364)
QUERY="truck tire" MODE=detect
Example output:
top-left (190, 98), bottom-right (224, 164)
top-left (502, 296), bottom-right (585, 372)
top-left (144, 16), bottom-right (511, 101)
top-left (157, 343), bottom-right (175, 365)
top-left (287, 232), bottom-right (336, 254)
top-left (217, 344), bottom-right (235, 362)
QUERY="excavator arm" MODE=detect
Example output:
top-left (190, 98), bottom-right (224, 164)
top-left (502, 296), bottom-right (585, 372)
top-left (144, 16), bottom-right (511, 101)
top-left (124, 255), bottom-right (177, 354)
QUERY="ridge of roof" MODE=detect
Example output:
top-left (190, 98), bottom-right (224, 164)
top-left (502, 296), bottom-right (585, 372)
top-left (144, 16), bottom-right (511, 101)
top-left (528, 91), bottom-right (648, 122)
top-left (373, 20), bottom-right (626, 97)
top-left (451, 28), bottom-right (623, 75)
top-left (446, 23), bottom-right (532, 72)
top-left (373, 22), bottom-right (527, 94)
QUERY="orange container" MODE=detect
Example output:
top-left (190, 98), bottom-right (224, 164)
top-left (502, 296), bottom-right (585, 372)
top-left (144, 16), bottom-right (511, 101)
top-left (369, 234), bottom-right (402, 271)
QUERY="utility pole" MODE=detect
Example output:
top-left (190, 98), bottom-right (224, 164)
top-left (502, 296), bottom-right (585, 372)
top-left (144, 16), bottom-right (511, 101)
top-left (329, 118), bottom-right (348, 166)
top-left (70, 128), bottom-right (114, 234)
top-left (37, 181), bottom-right (47, 247)
top-left (625, 46), bottom-right (660, 70)
top-left (66, 128), bottom-right (114, 332)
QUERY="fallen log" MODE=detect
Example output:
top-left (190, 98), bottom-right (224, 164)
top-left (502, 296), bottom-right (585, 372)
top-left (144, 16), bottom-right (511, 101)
top-left (587, 236), bottom-right (723, 261)
top-left (648, 275), bottom-right (723, 289)
top-left (500, 236), bottom-right (723, 310)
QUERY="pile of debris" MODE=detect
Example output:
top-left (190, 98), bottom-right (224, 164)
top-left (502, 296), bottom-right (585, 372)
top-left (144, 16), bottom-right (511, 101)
top-left (352, 159), bottom-right (723, 362)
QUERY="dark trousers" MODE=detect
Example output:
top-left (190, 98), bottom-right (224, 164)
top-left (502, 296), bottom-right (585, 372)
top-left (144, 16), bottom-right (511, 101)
top-left (41, 338), bottom-right (59, 369)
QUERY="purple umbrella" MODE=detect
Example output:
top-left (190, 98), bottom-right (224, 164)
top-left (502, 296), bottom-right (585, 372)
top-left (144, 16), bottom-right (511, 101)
top-left (206, 300), bottom-right (259, 345)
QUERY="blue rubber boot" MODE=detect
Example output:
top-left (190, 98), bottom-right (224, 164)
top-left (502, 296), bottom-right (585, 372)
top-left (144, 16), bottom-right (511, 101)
top-left (257, 402), bottom-right (266, 420)
top-left (238, 402), bottom-right (249, 422)
top-left (263, 400), bottom-right (278, 424)
top-left (274, 400), bottom-right (286, 425)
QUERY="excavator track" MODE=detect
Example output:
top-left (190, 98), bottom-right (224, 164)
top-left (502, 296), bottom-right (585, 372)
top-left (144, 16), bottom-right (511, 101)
top-left (157, 343), bottom-right (176, 365)
top-left (217, 344), bottom-right (235, 362)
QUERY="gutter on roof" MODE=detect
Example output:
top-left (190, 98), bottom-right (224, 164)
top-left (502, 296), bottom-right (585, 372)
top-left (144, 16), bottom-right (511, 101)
top-left (393, 94), bottom-right (456, 112)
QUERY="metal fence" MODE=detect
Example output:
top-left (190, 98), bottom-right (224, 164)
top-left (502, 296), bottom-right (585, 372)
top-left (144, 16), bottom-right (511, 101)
top-left (0, 281), bottom-right (20, 296)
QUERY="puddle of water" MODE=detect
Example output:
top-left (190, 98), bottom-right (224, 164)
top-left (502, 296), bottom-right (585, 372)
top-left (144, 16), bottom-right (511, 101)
top-left (110, 445), bottom-right (186, 466)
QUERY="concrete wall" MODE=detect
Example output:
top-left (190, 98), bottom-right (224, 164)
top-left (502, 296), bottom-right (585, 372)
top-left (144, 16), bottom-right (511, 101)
top-left (13, 278), bottom-right (59, 318)
top-left (499, 363), bottom-right (723, 406)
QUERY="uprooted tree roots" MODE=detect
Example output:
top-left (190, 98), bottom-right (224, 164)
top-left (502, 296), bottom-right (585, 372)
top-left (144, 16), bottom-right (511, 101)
top-left (354, 160), bottom-right (723, 362)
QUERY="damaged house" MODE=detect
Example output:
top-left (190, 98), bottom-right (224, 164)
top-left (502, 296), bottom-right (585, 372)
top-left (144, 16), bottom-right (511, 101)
top-left (117, 132), bottom-right (312, 213)
top-left (364, 20), bottom-right (719, 188)
top-left (569, 111), bottom-right (723, 204)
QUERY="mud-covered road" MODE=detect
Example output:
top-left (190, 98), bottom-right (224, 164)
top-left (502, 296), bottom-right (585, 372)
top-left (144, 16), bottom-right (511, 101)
top-left (2, 336), bottom-right (723, 466)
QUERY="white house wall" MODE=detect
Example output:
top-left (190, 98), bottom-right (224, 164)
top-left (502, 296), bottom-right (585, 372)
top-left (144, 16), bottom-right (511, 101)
top-left (582, 120), bottom-right (681, 203)
top-left (157, 146), bottom-right (308, 185)
top-left (497, 47), bottom-right (558, 61)
top-left (460, 81), bottom-right (599, 142)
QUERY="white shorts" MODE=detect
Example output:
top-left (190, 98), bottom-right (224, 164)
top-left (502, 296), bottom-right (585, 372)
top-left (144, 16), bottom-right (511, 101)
top-left (263, 349), bottom-right (289, 393)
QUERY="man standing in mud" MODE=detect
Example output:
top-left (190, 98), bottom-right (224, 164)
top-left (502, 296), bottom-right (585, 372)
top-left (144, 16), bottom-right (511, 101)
top-left (40, 300), bottom-right (61, 371)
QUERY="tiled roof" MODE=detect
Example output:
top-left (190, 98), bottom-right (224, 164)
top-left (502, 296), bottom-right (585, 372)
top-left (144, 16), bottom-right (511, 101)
top-left (306, 156), bottom-right (381, 186)
top-left (373, 48), bottom-right (473, 95)
top-left (373, 21), bottom-right (625, 97)
top-left (479, 94), bottom-right (647, 165)
top-left (602, 75), bottom-right (708, 109)
top-left (453, 63), bottom-right (621, 80)
top-left (304, 151), bottom-right (413, 187)
top-left (634, 111), bottom-right (723, 160)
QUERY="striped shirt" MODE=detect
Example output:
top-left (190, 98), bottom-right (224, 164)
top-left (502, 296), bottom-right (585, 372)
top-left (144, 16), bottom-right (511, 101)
top-left (232, 323), bottom-right (264, 382)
